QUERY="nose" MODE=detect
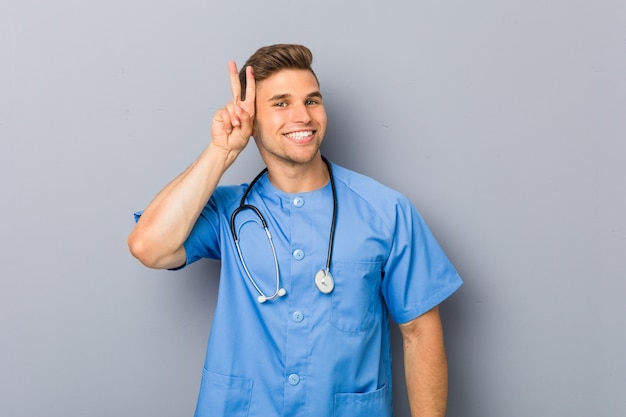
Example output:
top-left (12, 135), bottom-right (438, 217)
top-left (291, 102), bottom-right (311, 123)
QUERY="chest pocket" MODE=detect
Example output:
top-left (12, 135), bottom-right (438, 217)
top-left (330, 260), bottom-right (383, 333)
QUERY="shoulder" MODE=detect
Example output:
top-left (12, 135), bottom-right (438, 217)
top-left (207, 184), bottom-right (247, 213)
top-left (332, 163), bottom-right (414, 210)
top-left (331, 163), bottom-right (420, 235)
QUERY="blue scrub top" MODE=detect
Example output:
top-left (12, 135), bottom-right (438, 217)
top-left (142, 163), bottom-right (462, 417)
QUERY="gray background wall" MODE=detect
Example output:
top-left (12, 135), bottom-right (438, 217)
top-left (1, 0), bottom-right (624, 416)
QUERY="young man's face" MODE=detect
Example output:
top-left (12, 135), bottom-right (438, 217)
top-left (253, 69), bottom-right (327, 167)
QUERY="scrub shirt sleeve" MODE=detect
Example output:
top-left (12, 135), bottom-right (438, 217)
top-left (181, 202), bottom-right (222, 264)
top-left (132, 198), bottom-right (222, 269)
top-left (381, 197), bottom-right (463, 324)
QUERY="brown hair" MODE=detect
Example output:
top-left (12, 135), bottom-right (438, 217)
top-left (238, 44), bottom-right (318, 100)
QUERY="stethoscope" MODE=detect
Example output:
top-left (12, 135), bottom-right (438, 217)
top-left (230, 156), bottom-right (337, 303)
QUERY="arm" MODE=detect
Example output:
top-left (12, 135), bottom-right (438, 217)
top-left (127, 62), bottom-right (256, 269)
top-left (398, 306), bottom-right (448, 417)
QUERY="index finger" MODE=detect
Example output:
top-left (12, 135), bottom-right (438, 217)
top-left (243, 65), bottom-right (256, 104)
top-left (228, 60), bottom-right (241, 104)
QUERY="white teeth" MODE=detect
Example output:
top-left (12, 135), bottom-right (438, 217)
top-left (285, 131), bottom-right (313, 139)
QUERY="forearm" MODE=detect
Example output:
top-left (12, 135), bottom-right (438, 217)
top-left (401, 307), bottom-right (449, 417)
top-left (128, 143), bottom-right (237, 268)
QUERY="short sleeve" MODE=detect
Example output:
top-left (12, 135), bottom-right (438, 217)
top-left (182, 201), bottom-right (222, 264)
top-left (381, 197), bottom-right (463, 324)
top-left (132, 197), bottom-right (222, 270)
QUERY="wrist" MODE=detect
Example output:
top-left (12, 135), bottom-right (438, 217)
top-left (203, 141), bottom-right (241, 170)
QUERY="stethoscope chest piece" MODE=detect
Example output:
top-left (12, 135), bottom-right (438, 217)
top-left (315, 269), bottom-right (335, 294)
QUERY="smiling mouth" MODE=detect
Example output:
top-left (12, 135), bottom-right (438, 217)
top-left (284, 130), bottom-right (315, 142)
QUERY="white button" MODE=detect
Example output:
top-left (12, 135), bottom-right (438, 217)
top-left (292, 249), bottom-right (304, 260)
top-left (292, 311), bottom-right (304, 322)
top-left (288, 373), bottom-right (300, 385)
top-left (293, 197), bottom-right (304, 207)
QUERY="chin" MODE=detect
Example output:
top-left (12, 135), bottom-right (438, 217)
top-left (274, 151), bottom-right (320, 167)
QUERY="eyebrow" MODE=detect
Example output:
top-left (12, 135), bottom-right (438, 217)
top-left (267, 91), bottom-right (323, 101)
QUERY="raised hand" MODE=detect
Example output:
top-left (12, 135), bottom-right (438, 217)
top-left (128, 62), bottom-right (256, 270)
top-left (211, 61), bottom-right (256, 153)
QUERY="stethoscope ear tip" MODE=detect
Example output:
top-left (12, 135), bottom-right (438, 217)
top-left (257, 289), bottom-right (286, 303)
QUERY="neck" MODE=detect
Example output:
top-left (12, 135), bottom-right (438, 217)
top-left (265, 155), bottom-right (330, 193)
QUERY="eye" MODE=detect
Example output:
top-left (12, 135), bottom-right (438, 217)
top-left (274, 102), bottom-right (287, 108)
top-left (305, 99), bottom-right (320, 106)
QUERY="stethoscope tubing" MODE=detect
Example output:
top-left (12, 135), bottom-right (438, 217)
top-left (229, 156), bottom-right (337, 302)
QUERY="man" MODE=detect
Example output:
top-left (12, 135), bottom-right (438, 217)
top-left (128, 44), bottom-right (462, 417)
